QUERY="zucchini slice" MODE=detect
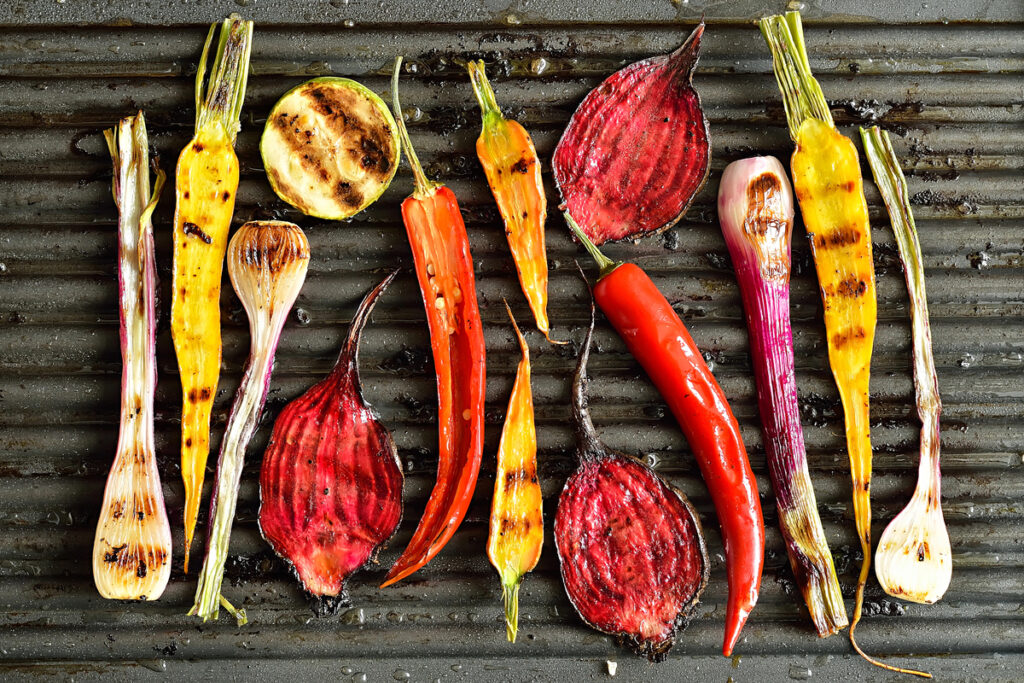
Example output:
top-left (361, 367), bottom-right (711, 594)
top-left (261, 77), bottom-right (399, 220)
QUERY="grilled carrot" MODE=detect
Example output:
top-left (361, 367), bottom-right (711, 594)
top-left (171, 15), bottom-right (253, 573)
top-left (760, 12), bottom-right (928, 678)
top-left (486, 303), bottom-right (543, 642)
top-left (467, 61), bottom-right (558, 343)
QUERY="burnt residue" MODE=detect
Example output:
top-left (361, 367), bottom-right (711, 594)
top-left (182, 221), bottom-right (213, 244)
top-left (799, 392), bottom-right (840, 428)
top-left (103, 544), bottom-right (127, 563)
top-left (225, 550), bottom-right (286, 587)
top-left (910, 189), bottom-right (979, 216)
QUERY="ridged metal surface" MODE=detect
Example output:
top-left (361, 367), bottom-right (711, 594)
top-left (1, 1), bottom-right (1022, 680)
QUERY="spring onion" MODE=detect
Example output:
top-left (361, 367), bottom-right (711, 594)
top-left (92, 112), bottom-right (172, 601)
top-left (189, 220), bottom-right (310, 623)
top-left (861, 126), bottom-right (951, 605)
top-left (718, 156), bottom-right (848, 637)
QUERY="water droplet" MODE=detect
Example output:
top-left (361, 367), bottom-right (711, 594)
top-left (788, 665), bottom-right (813, 680)
top-left (354, 674), bottom-right (367, 683)
top-left (329, 0), bottom-right (350, 5)
top-left (341, 667), bottom-right (354, 675)
top-left (530, 57), bottom-right (549, 76)
top-left (643, 453), bottom-right (660, 468)
top-left (0, 263), bottom-right (7, 274)
top-left (606, 660), bottom-right (618, 676)
top-left (502, 13), bottom-right (521, 25)
top-left (234, 0), bottom-right (251, 6)
top-left (138, 659), bottom-right (167, 673)
top-left (294, 308), bottom-right (311, 326)
top-left (450, 664), bottom-right (463, 672)
top-left (403, 106), bottom-right (423, 122)
top-left (343, 19), bottom-right (356, 28)
top-left (393, 671), bottom-right (410, 681)
top-left (957, 352), bottom-right (976, 369)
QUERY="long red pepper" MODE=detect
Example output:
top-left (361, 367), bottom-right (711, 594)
top-left (566, 213), bottom-right (764, 657)
top-left (381, 57), bottom-right (487, 587)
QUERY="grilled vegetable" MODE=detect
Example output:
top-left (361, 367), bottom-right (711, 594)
top-left (92, 112), bottom-right (172, 601)
top-left (467, 61), bottom-right (558, 342)
top-left (555, 290), bottom-right (708, 661)
top-left (552, 22), bottom-right (710, 245)
top-left (861, 126), bottom-right (950, 605)
top-left (380, 57), bottom-right (487, 588)
top-left (760, 12), bottom-right (929, 677)
top-left (172, 14), bottom-right (253, 572)
top-left (259, 271), bottom-right (403, 614)
top-left (567, 213), bottom-right (764, 657)
top-left (190, 221), bottom-right (310, 624)
top-left (261, 77), bottom-right (399, 220)
top-left (718, 156), bottom-right (848, 637)
top-left (486, 303), bottom-right (543, 642)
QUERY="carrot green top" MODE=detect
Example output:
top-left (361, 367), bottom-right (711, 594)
top-left (195, 14), bottom-right (254, 142)
top-left (758, 11), bottom-right (833, 139)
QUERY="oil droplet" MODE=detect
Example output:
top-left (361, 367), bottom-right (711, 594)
top-left (530, 57), bottom-right (549, 76)
top-left (503, 13), bottom-right (522, 25)
top-left (788, 665), bottom-right (813, 680)
top-left (343, 19), bottom-right (356, 28)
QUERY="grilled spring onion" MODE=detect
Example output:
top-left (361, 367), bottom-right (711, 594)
top-left (759, 12), bottom-right (929, 678)
top-left (189, 221), bottom-right (310, 624)
top-left (718, 156), bottom-right (848, 637)
top-left (93, 113), bottom-right (172, 600)
top-left (172, 14), bottom-right (254, 573)
top-left (861, 126), bottom-right (951, 605)
top-left (486, 303), bottom-right (543, 642)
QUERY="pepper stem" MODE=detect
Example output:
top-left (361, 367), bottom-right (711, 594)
top-left (563, 211), bottom-right (618, 278)
top-left (467, 60), bottom-right (503, 123)
top-left (391, 56), bottom-right (437, 198)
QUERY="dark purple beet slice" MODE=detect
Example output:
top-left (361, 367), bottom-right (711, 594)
top-left (554, 292), bottom-right (709, 661)
top-left (259, 271), bottom-right (403, 615)
top-left (553, 22), bottom-right (710, 246)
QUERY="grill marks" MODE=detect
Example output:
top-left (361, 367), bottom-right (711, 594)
top-left (261, 79), bottom-right (398, 220)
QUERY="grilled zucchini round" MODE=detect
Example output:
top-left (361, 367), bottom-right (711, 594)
top-left (261, 77), bottom-right (399, 220)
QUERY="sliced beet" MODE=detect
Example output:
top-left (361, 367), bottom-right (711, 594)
top-left (553, 22), bottom-right (710, 245)
top-left (259, 271), bottom-right (403, 614)
top-left (554, 293), bottom-right (709, 661)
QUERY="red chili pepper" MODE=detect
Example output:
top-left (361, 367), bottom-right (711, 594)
top-left (381, 57), bottom-right (487, 587)
top-left (566, 212), bottom-right (764, 657)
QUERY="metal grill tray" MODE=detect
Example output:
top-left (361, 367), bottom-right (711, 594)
top-left (1, 1), bottom-right (1022, 680)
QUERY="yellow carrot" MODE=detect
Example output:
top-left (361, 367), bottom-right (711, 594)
top-left (760, 11), bottom-right (929, 678)
top-left (171, 15), bottom-right (253, 573)
top-left (486, 303), bottom-right (543, 642)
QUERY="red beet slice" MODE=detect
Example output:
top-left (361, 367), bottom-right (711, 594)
top-left (259, 271), bottom-right (403, 614)
top-left (554, 293), bottom-right (709, 661)
top-left (553, 22), bottom-right (710, 246)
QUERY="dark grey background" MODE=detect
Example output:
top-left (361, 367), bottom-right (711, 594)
top-left (1, 0), bottom-right (1022, 680)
